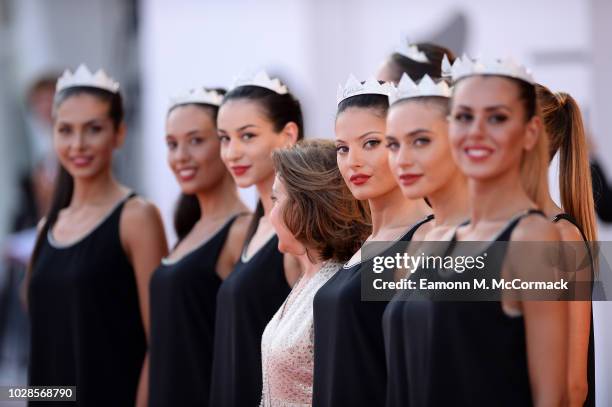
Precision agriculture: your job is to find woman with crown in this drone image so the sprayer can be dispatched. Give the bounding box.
[209,71,303,407]
[25,65,168,406]
[382,73,469,406]
[147,87,250,406]
[310,76,432,407]
[391,57,569,406]
[522,84,597,407]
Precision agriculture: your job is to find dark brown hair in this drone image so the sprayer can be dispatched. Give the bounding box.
[222,84,304,245]
[272,139,371,262]
[387,42,456,84]
[168,88,227,242]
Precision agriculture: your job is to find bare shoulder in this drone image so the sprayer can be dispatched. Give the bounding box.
[122,196,160,221]
[120,197,166,244]
[120,196,168,260]
[512,214,560,242]
[554,219,583,242]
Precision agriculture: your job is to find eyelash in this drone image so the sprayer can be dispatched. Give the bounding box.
[385,141,399,151]
[453,112,508,124]
[488,114,508,124]
[363,139,381,149]
[413,137,430,147]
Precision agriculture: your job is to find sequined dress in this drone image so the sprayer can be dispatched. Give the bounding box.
[260,262,341,407]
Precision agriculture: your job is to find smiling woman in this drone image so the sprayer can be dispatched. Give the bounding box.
[388,57,568,407]
[210,72,305,407]
[147,87,250,407]
[25,66,168,407]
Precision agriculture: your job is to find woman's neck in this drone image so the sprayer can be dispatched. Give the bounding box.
[70,168,121,208]
[468,166,533,225]
[368,185,430,238]
[256,173,275,217]
[196,172,245,222]
[297,252,324,278]
[428,172,469,227]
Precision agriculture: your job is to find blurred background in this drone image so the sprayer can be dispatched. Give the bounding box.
[0,0,610,405]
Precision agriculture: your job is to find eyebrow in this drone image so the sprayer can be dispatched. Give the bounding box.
[456,104,511,112]
[217,124,258,134]
[57,118,107,126]
[237,124,257,131]
[385,128,432,140]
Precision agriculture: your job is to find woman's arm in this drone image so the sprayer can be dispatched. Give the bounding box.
[556,221,591,406]
[513,217,568,407]
[120,198,169,407]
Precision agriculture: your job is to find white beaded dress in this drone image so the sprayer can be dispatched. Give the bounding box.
[260,261,340,407]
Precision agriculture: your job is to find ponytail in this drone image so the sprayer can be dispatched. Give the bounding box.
[536,84,597,241]
[555,93,597,241]
[173,194,200,244]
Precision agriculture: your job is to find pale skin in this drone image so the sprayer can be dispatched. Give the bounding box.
[164,104,250,279]
[217,99,302,286]
[450,76,568,406]
[335,105,431,266]
[50,93,168,407]
[385,98,469,242]
[270,176,323,280]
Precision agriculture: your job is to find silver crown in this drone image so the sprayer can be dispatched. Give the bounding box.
[230,70,288,95]
[336,75,394,105]
[396,43,429,63]
[388,74,451,105]
[442,54,535,84]
[168,87,224,110]
[56,64,120,94]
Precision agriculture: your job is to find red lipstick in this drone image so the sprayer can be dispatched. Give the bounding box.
[350,173,371,186]
[231,165,251,176]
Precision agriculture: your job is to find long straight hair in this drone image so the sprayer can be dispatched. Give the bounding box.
[25,86,124,303]
[536,85,597,241]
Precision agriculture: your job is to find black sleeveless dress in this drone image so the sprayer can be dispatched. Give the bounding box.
[148,215,240,407]
[28,193,146,406]
[312,216,433,407]
[382,210,544,407]
[209,235,290,407]
[552,213,595,407]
